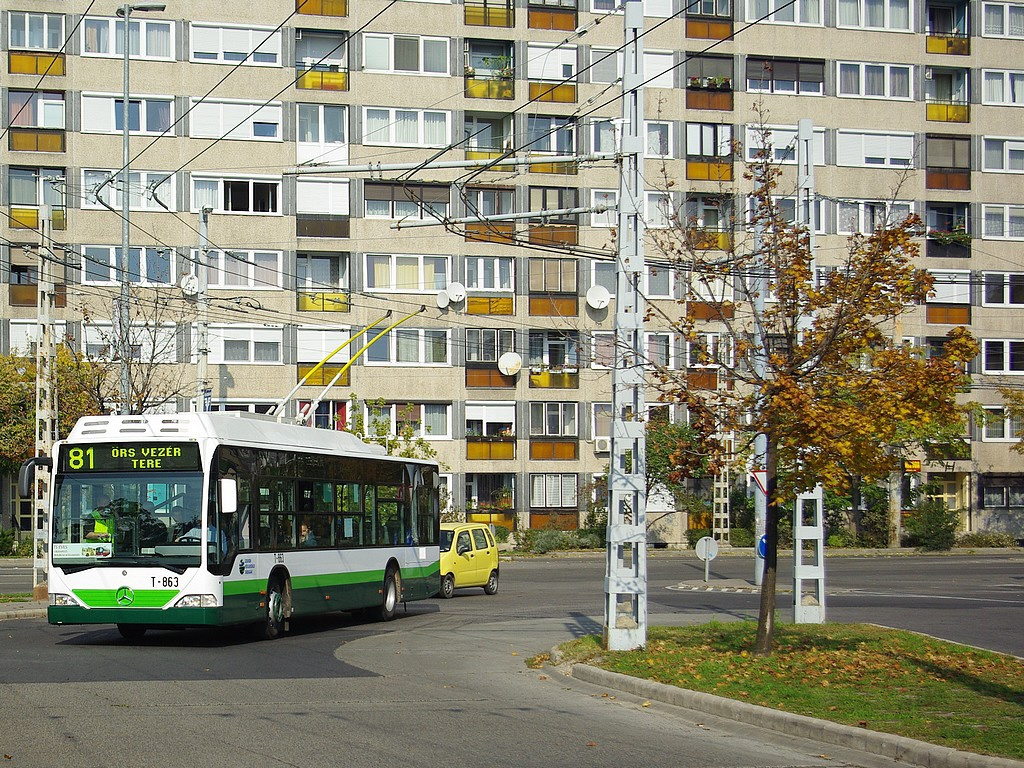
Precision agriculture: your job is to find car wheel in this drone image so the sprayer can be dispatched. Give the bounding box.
[440,573,455,599]
[117,623,147,640]
[261,573,291,640]
[376,567,400,621]
[484,570,499,595]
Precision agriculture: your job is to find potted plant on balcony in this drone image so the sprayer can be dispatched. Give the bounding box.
[712,76,732,90]
[929,225,971,247]
[688,76,703,89]
[464,65,476,77]
[492,487,514,508]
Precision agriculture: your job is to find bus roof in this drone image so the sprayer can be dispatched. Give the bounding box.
[64,411,395,459]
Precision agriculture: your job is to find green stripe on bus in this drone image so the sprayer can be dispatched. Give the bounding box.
[72,589,178,608]
[224,563,439,596]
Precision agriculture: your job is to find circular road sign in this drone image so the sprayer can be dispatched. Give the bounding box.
[757,534,768,559]
[695,536,719,562]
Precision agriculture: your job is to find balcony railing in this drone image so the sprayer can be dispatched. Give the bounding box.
[466,435,516,460]
[465,221,516,244]
[465,75,514,100]
[9,128,64,153]
[688,300,734,321]
[9,206,65,230]
[297,363,350,387]
[465,366,517,387]
[296,214,349,238]
[465,0,514,26]
[529,295,577,316]
[528,81,576,103]
[528,367,579,389]
[297,0,347,16]
[926,304,970,324]
[925,167,970,190]
[685,82,734,111]
[529,6,576,30]
[296,64,348,91]
[529,438,578,460]
[686,16,733,39]
[686,159,733,181]
[687,229,732,250]
[467,506,516,530]
[926,33,969,55]
[926,101,969,123]
[466,296,514,314]
[9,283,66,307]
[297,291,350,312]
[925,237,971,258]
[9,51,64,76]
[528,223,577,246]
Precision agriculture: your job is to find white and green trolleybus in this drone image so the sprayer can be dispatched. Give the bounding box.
[20,411,441,639]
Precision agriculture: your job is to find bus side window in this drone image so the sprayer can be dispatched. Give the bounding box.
[258,515,272,549]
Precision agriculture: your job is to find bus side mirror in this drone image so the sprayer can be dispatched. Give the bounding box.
[219,478,238,515]
[18,456,52,499]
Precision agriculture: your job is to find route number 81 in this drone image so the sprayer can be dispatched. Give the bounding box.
[67,447,95,470]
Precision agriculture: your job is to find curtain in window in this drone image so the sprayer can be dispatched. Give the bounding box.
[984,207,1004,237]
[394,37,419,71]
[193,179,219,211]
[366,255,391,288]
[423,112,446,145]
[396,329,419,362]
[985,139,1006,169]
[590,49,619,84]
[224,252,248,285]
[364,36,390,70]
[647,124,669,156]
[1009,207,1024,237]
[838,202,860,233]
[984,71,1005,102]
[1011,5,1024,35]
[864,0,884,26]
[224,340,249,362]
[838,63,860,94]
[984,3,1004,34]
[396,111,418,144]
[364,109,390,143]
[1011,72,1024,103]
[423,257,447,290]
[424,331,447,363]
[83,19,109,53]
[864,65,885,96]
[595,120,616,153]
[254,252,279,287]
[837,0,859,25]
[146,23,170,58]
[749,0,770,18]
[889,66,910,98]
[146,100,171,131]
[423,39,447,73]
[423,405,447,436]
[254,341,279,363]
[889,0,909,28]
[772,0,795,22]
[395,256,420,289]
[799,0,820,23]
[8,92,35,126]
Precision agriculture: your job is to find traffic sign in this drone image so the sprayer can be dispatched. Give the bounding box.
[751,469,768,496]
[757,534,767,559]
[695,536,719,562]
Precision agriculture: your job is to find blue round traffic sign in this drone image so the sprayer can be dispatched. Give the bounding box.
[757,534,767,559]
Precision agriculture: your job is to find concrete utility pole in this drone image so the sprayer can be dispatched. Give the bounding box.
[196,208,211,411]
[604,0,647,652]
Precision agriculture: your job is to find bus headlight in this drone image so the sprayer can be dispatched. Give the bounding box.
[50,593,81,607]
[173,594,218,608]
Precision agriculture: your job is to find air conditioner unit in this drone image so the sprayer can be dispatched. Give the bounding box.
[594,437,611,454]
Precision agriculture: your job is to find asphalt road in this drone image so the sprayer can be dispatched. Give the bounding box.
[0,551,1020,768]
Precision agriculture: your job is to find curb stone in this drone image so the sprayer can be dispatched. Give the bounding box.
[569,664,1024,768]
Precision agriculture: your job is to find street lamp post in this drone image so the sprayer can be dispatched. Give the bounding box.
[116,2,165,414]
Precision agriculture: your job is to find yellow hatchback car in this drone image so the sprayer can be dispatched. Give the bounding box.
[439,522,499,598]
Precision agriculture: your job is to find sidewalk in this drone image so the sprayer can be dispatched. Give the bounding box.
[0,599,47,621]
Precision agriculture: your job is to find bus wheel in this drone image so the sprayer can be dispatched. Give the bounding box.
[117,624,147,640]
[484,570,499,595]
[440,573,455,599]
[262,574,291,640]
[378,567,400,621]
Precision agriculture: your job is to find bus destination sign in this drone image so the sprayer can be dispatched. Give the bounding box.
[60,443,201,472]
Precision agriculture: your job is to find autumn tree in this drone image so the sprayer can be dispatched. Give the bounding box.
[649,127,977,654]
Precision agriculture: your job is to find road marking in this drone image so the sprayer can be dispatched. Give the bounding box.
[847,589,1024,605]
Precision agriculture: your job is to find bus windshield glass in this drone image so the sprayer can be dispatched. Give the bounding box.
[51,471,205,567]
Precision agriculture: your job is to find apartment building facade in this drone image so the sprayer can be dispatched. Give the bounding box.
[2,0,1023,543]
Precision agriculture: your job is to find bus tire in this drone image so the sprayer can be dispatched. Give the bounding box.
[440,573,455,599]
[484,570,499,595]
[117,624,147,640]
[378,567,400,621]
[262,573,291,640]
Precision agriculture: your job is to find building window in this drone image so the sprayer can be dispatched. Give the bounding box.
[82,246,172,285]
[591,331,614,368]
[982,2,1024,37]
[981,409,1024,441]
[928,270,971,304]
[645,265,675,298]
[466,329,515,362]
[530,402,578,436]
[465,114,512,152]
[837,200,912,234]
[8,167,65,209]
[297,327,351,367]
[591,190,617,228]
[191,23,282,65]
[298,400,348,431]
[83,323,176,363]
[81,94,173,134]
[983,136,1024,172]
[983,272,1024,306]
[297,103,348,164]
[365,254,448,291]
[9,12,64,50]
[83,16,173,59]
[745,57,824,95]
[526,43,576,81]
[753,196,825,233]
[466,256,513,291]
[646,332,674,367]
[82,169,172,211]
[362,107,450,147]
[296,180,350,216]
[8,91,65,129]
[982,205,1024,239]
[744,124,826,165]
[686,122,732,159]
[836,130,914,167]
[465,186,514,218]
[835,0,910,30]
[687,333,734,368]
[366,329,450,365]
[297,252,349,290]
[837,62,911,99]
[364,182,449,220]
[202,249,282,288]
[190,100,283,140]
[529,473,578,508]
[192,176,280,214]
[685,54,733,86]
[747,0,822,24]
[928,135,971,171]
[980,475,1024,508]
[529,258,577,294]
[589,48,674,87]
[982,70,1024,105]
[592,402,612,438]
[526,115,575,153]
[367,403,451,438]
[210,326,283,364]
[467,402,515,437]
[982,339,1024,373]
[528,330,579,369]
[364,33,449,75]
[529,186,579,223]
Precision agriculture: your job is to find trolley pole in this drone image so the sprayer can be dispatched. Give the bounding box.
[33,210,57,599]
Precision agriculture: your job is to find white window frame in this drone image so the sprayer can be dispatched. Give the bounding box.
[687,332,734,368]
[81,93,174,135]
[296,327,352,364]
[837,200,912,234]
[646,120,673,157]
[363,33,449,76]
[982,339,1024,374]
[465,328,515,363]
[529,330,579,371]
[84,322,177,363]
[365,328,451,366]
[751,196,825,234]
[297,252,349,291]
[747,0,824,25]
[645,332,675,368]
[465,256,514,291]
[190,23,282,66]
[529,402,578,437]
[591,331,615,369]
[983,69,1024,106]
[189,99,283,141]
[982,204,1024,239]
[364,253,449,292]
[81,16,174,60]
[836,130,914,168]
[981,407,1024,441]
[529,473,578,508]
[591,189,618,228]
[686,122,733,158]
[190,175,281,215]
[362,107,451,148]
[8,91,65,129]
[591,0,673,16]
[363,184,448,220]
[982,136,1024,172]
[82,169,173,211]
[982,272,1024,307]
[467,402,516,438]
[835,0,912,30]
[526,115,575,154]
[526,43,576,82]
[209,325,284,365]
[199,249,283,289]
[8,12,64,51]
[982,1,1024,38]
[81,245,173,286]
[837,61,912,100]
[8,320,67,356]
[296,179,350,216]
[927,270,971,304]
[646,192,672,229]
[644,263,675,298]
[588,48,674,87]
[687,269,734,302]
[744,124,826,165]
[297,103,348,165]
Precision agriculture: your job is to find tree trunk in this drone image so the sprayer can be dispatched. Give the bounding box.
[887,470,902,548]
[850,476,862,538]
[754,439,779,656]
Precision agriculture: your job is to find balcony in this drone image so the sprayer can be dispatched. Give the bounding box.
[528,81,576,103]
[296,215,349,238]
[9,128,64,153]
[296,64,348,91]
[925,167,970,191]
[687,16,733,39]
[687,369,720,390]
[688,301,734,321]
[529,6,576,30]
[528,367,579,389]
[687,229,732,250]
[466,296,514,315]
[686,159,733,181]
[297,363,350,387]
[9,206,65,230]
[925,237,970,258]
[926,101,969,123]
[529,438,578,460]
[529,295,578,316]
[466,435,516,460]
[9,52,64,76]
[296,0,347,15]
[465,366,517,388]
[465,0,514,27]
[297,291,350,312]
[528,510,577,530]
[528,223,577,246]
[527,159,577,175]
[926,304,970,324]
[465,221,515,244]
[465,76,514,100]
[926,33,969,55]
[685,79,734,111]
[467,505,516,530]
[9,283,66,307]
